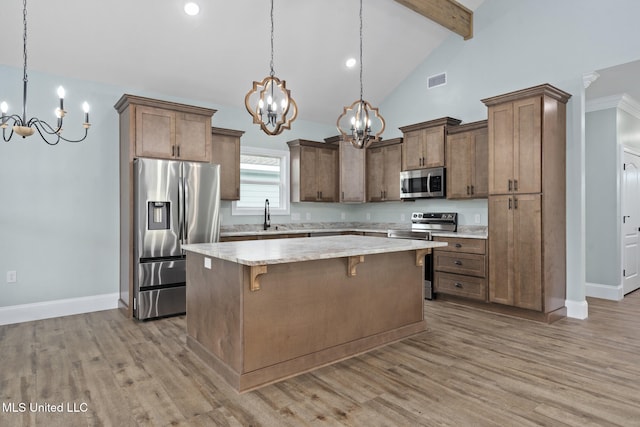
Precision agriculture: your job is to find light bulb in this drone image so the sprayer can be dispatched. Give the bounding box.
[184,2,200,16]
[57,86,66,99]
[267,95,273,106]
[82,102,90,113]
[0,101,7,114]
[350,117,356,125]
[258,99,265,109]
[281,98,287,111]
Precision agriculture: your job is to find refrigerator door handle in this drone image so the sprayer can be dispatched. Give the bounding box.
[178,174,185,244]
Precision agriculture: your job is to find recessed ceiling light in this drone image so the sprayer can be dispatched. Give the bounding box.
[184,2,200,16]
[346,58,357,68]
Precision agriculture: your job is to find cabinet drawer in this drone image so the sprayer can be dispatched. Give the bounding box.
[433,237,486,254]
[434,252,486,277]
[435,272,487,301]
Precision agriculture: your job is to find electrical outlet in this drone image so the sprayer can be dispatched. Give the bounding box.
[291,213,301,221]
[6,270,17,283]
[474,214,481,224]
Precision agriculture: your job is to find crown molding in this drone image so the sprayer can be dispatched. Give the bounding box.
[586,93,640,120]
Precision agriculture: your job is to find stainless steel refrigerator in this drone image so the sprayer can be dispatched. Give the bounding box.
[133,158,220,320]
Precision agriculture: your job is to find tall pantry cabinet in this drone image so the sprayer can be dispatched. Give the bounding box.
[482,84,571,322]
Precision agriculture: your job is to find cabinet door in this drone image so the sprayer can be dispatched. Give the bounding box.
[488,103,514,195]
[402,131,423,171]
[316,147,337,202]
[446,132,473,199]
[135,105,175,159]
[299,146,319,201]
[367,147,385,202]
[472,128,489,197]
[488,195,513,305]
[512,194,542,310]
[383,144,402,201]
[513,97,542,194]
[175,113,211,162]
[339,141,366,203]
[423,126,445,168]
[211,134,240,200]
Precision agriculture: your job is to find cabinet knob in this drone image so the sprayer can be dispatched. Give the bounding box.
[514,180,518,191]
[455,282,463,288]
[466,186,470,195]
[454,260,462,266]
[455,243,462,248]
[508,179,513,191]
[177,145,181,158]
[471,185,474,195]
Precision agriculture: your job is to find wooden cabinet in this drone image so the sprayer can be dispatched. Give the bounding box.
[325,135,366,203]
[433,237,488,302]
[482,84,571,321]
[487,95,542,195]
[488,194,542,310]
[115,95,216,163]
[446,120,488,199]
[366,138,402,202]
[399,117,461,170]
[211,127,243,201]
[288,139,338,202]
[114,94,217,317]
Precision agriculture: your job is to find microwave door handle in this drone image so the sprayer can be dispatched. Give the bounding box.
[427,172,431,194]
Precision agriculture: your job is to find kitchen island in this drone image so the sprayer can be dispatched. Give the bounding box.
[182,235,447,392]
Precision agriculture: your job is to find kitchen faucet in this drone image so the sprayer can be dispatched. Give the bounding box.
[264,199,271,230]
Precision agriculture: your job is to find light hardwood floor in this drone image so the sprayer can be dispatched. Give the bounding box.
[2,292,640,427]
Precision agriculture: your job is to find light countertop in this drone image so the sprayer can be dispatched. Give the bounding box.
[182,235,447,266]
[220,222,488,240]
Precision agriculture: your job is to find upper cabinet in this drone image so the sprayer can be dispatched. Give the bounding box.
[211,127,244,201]
[288,139,338,202]
[325,135,366,203]
[115,94,216,163]
[446,120,488,199]
[399,117,461,170]
[484,92,550,195]
[366,138,403,202]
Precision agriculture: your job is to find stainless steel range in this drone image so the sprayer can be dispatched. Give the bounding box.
[388,212,457,299]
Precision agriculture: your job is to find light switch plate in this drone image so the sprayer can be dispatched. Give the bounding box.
[204,257,212,269]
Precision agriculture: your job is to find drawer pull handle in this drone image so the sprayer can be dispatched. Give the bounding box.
[455,243,462,248]
[454,260,462,265]
[455,282,463,288]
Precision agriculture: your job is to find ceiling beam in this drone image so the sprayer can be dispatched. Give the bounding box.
[394,0,473,40]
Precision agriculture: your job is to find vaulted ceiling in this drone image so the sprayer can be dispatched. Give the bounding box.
[0,0,484,125]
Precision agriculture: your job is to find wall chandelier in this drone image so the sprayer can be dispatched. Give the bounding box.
[1,0,90,145]
[336,0,385,149]
[244,0,297,136]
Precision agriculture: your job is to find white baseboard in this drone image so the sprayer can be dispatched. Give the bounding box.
[585,282,624,301]
[0,293,119,326]
[565,299,589,320]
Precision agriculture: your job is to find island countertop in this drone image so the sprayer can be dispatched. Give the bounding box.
[182,235,447,266]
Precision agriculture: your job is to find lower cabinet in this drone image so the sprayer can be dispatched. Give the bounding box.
[433,237,488,302]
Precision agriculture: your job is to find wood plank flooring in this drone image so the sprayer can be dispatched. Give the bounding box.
[2,292,640,426]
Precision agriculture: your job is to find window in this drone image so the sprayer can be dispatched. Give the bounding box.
[231,147,290,215]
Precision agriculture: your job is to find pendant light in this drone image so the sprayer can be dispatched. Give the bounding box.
[1,0,90,145]
[244,0,297,136]
[336,0,385,149]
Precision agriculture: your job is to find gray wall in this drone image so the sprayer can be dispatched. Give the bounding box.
[585,108,619,287]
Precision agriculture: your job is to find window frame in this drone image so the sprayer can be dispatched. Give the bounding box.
[231,146,290,216]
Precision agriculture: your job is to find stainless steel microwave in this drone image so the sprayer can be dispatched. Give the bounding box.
[400,167,445,199]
